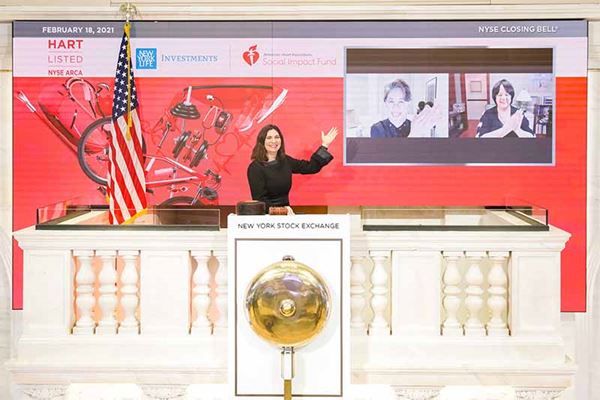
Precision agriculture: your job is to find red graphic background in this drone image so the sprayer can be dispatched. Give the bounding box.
[13,76,586,311]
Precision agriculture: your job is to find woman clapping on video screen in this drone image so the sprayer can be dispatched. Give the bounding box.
[476,79,535,138]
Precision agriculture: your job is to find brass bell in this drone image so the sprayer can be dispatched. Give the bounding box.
[245,255,331,399]
[245,255,331,347]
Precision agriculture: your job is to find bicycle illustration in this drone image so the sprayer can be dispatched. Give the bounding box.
[17,78,288,205]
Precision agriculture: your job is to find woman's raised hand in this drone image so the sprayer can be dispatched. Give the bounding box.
[409,103,444,137]
[321,127,339,148]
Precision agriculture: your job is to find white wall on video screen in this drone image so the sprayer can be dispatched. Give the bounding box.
[346,73,449,138]
[487,73,554,132]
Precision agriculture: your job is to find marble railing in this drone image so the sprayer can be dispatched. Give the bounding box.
[350,250,512,337]
[10,218,575,399]
[70,249,227,337]
[9,229,227,400]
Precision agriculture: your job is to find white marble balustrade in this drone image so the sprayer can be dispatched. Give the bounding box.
[350,249,511,338]
[71,249,226,337]
[440,251,510,337]
[349,226,573,396]
[11,228,228,389]
[11,218,574,397]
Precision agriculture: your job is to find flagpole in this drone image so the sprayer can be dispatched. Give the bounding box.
[120,2,138,140]
[125,21,132,138]
[109,2,146,225]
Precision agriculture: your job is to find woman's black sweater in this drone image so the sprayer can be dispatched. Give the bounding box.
[247,146,333,207]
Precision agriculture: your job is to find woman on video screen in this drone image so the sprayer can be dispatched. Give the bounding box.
[476,79,535,138]
[370,79,442,138]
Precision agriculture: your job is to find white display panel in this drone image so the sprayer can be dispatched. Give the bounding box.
[228,215,350,400]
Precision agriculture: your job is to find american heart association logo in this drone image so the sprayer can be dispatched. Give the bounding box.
[243,45,260,66]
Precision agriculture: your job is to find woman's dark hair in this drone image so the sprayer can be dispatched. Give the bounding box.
[384,79,412,102]
[491,79,515,105]
[251,124,286,162]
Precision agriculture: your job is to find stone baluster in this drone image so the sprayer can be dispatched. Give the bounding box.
[368,251,390,335]
[72,250,96,335]
[487,251,510,337]
[464,251,486,336]
[213,251,228,335]
[441,252,463,336]
[118,250,140,335]
[95,250,118,335]
[350,255,368,334]
[191,251,212,335]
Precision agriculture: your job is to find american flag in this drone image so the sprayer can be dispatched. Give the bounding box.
[107,22,147,224]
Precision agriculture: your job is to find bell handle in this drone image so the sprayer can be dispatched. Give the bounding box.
[281,346,295,399]
[284,379,292,400]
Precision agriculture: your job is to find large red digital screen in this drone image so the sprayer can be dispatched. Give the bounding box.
[12,20,588,310]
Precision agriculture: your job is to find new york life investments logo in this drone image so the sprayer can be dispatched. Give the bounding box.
[136,48,157,69]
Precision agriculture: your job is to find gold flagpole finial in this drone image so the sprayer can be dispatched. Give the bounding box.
[119,3,139,23]
[119,3,138,138]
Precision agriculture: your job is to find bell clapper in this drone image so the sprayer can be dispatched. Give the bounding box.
[281,346,295,400]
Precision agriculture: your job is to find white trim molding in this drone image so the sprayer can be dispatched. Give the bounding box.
[1,2,600,21]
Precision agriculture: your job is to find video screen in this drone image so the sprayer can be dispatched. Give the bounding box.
[345,48,554,165]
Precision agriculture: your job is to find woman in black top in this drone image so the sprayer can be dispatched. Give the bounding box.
[476,79,535,138]
[247,124,338,208]
[370,78,443,138]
